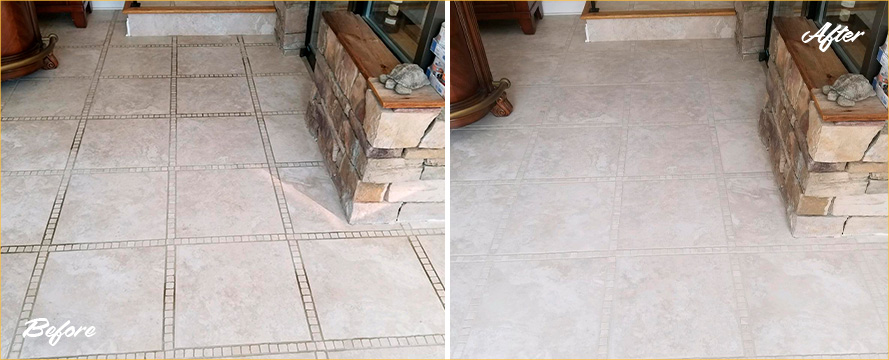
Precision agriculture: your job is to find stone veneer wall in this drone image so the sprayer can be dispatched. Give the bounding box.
[734,1,768,59]
[759,28,888,237]
[304,16,445,224]
[274,1,310,55]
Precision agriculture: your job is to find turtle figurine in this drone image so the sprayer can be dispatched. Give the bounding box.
[821,73,876,107]
[379,64,429,95]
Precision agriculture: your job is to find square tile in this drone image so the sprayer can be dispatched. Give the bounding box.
[419,234,445,283]
[544,85,627,125]
[102,47,172,76]
[498,182,615,253]
[278,167,396,232]
[109,22,171,45]
[1,175,63,245]
[329,346,444,359]
[91,78,171,115]
[740,251,888,355]
[264,114,322,162]
[610,254,743,358]
[525,127,623,179]
[469,85,550,127]
[631,50,706,83]
[488,53,561,86]
[54,172,168,243]
[175,242,311,348]
[632,39,703,53]
[461,259,608,358]
[451,129,532,181]
[620,179,727,248]
[451,184,515,255]
[177,35,238,44]
[725,177,799,245]
[1,80,17,106]
[625,125,716,176]
[450,262,485,340]
[176,116,265,165]
[76,119,170,168]
[1,120,77,171]
[704,52,766,82]
[253,75,312,112]
[627,83,709,124]
[246,45,306,74]
[242,35,275,44]
[300,237,443,338]
[556,52,634,85]
[716,122,771,173]
[20,248,165,358]
[177,77,252,114]
[861,250,888,308]
[26,47,101,78]
[43,21,111,46]
[709,80,766,121]
[481,15,574,55]
[176,169,284,237]
[3,79,89,117]
[1,253,37,358]
[177,46,245,75]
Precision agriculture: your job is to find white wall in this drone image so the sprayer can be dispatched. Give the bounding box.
[92,1,125,10]
[541,1,586,15]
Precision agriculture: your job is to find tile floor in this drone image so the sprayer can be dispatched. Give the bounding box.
[451,15,889,359]
[1,11,444,359]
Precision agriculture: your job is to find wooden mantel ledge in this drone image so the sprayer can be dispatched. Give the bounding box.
[322,11,444,109]
[774,16,887,122]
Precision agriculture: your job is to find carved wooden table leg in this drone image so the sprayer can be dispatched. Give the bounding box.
[1,2,59,80]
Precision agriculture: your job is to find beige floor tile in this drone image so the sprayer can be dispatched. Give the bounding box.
[300,238,443,339]
[177,46,245,75]
[1,120,78,171]
[55,172,168,243]
[461,259,608,358]
[43,21,111,46]
[175,242,311,348]
[176,169,284,237]
[91,78,171,115]
[176,116,265,165]
[177,35,238,44]
[631,50,707,83]
[177,77,252,114]
[254,75,312,112]
[1,175,62,246]
[633,39,703,53]
[544,85,627,125]
[701,38,737,51]
[450,129,532,181]
[418,234,445,283]
[25,47,101,78]
[488,53,561,86]
[627,83,709,124]
[556,52,634,85]
[715,122,771,173]
[620,179,727,248]
[3,79,89,117]
[246,45,306,74]
[242,35,276,44]
[525,127,623,179]
[740,251,888,356]
[77,119,170,168]
[451,184,515,255]
[610,254,744,358]
[109,22,171,45]
[709,80,766,121]
[278,167,397,232]
[498,182,615,253]
[1,80,16,106]
[328,346,444,359]
[264,114,322,162]
[21,248,165,358]
[704,51,766,82]
[480,16,575,55]
[102,47,172,76]
[1,253,37,358]
[450,262,485,342]
[725,177,800,245]
[468,85,550,127]
[861,250,888,309]
[567,21,631,54]
[625,125,716,176]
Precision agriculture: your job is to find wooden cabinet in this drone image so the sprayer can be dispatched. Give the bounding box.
[450,1,512,128]
[471,1,543,35]
[2,1,59,81]
[36,1,91,28]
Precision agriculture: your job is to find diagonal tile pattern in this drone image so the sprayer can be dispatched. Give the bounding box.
[1,11,443,359]
[452,15,888,359]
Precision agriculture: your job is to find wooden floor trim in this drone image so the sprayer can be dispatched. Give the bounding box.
[580,7,736,20]
[122,1,274,14]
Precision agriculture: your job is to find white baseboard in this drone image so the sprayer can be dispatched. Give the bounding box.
[91,1,125,10]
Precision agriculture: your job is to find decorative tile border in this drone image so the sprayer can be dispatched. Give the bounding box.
[287,240,325,342]
[409,236,446,307]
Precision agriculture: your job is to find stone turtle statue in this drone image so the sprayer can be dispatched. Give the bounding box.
[822,73,876,107]
[379,63,429,95]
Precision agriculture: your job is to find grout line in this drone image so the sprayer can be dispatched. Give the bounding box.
[162,36,179,354]
[287,240,326,342]
[6,13,118,359]
[408,235,446,307]
[451,261,495,358]
[163,245,177,352]
[596,257,616,359]
[853,251,889,333]
[2,162,323,177]
[1,110,305,122]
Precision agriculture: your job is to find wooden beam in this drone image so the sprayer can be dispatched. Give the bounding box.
[580,8,735,20]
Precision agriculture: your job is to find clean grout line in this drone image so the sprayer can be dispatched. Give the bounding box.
[408,235,446,308]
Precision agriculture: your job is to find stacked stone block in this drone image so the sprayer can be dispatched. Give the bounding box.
[759,29,888,237]
[734,1,768,59]
[274,1,310,55]
[305,16,445,224]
